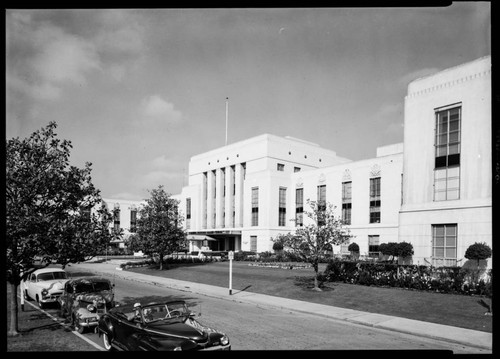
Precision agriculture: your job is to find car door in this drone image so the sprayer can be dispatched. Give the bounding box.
[26,273,38,299]
[113,312,145,350]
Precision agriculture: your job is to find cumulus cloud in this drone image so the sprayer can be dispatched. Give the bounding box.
[151,155,180,169]
[7,12,101,100]
[141,95,182,123]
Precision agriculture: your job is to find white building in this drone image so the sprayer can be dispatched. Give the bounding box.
[399,56,492,267]
[107,56,491,267]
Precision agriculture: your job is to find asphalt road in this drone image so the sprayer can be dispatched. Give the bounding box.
[49,266,489,353]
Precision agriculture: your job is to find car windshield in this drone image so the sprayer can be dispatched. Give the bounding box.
[142,302,190,323]
[37,272,66,281]
[73,280,111,293]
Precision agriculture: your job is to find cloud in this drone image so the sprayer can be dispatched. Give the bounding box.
[140,95,182,123]
[151,155,180,169]
[7,13,101,100]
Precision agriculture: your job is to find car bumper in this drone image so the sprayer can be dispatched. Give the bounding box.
[78,318,100,328]
[200,344,231,351]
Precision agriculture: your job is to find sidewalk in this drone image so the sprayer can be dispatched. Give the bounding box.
[67,260,492,352]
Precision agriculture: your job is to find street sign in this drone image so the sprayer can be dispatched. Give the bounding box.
[228,251,234,260]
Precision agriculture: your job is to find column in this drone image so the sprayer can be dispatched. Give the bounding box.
[215,168,224,228]
[234,163,244,227]
[206,170,215,229]
[225,166,234,228]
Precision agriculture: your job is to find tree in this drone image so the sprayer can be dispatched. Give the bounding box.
[465,242,492,268]
[347,242,359,257]
[127,185,187,270]
[278,199,352,291]
[380,242,399,262]
[396,242,414,259]
[6,122,115,336]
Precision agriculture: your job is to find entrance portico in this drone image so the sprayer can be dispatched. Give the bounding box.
[187,230,241,252]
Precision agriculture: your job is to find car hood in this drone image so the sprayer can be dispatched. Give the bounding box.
[145,321,210,342]
[36,280,67,292]
[76,290,113,304]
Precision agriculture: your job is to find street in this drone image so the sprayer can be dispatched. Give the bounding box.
[28,267,485,353]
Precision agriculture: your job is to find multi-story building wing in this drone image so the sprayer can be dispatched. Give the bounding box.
[173,134,351,253]
[399,56,492,267]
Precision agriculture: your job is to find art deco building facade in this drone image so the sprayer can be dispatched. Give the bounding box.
[108,56,491,267]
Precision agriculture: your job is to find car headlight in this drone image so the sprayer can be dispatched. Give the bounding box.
[87,304,96,313]
[173,347,182,351]
[41,289,48,297]
[220,335,229,346]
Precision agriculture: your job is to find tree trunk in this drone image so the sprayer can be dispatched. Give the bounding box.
[159,252,164,270]
[312,260,321,291]
[8,282,19,337]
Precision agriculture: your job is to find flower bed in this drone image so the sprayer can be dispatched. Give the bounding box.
[248,262,312,270]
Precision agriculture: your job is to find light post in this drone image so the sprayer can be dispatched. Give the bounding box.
[228,250,234,295]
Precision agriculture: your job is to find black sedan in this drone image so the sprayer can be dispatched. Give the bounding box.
[97,300,231,351]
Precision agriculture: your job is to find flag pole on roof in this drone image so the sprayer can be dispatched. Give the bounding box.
[225,97,229,146]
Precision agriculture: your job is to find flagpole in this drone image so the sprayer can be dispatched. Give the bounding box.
[225,97,229,146]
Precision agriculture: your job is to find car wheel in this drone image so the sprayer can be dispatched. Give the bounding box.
[36,295,44,309]
[72,315,85,334]
[102,332,113,351]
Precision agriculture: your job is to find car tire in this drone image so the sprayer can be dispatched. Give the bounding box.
[102,332,113,351]
[72,314,85,334]
[36,295,44,309]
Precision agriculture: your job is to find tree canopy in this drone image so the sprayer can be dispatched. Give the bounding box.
[273,199,352,290]
[6,121,114,336]
[127,185,187,270]
[465,242,492,267]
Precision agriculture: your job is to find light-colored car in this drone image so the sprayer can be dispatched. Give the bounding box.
[22,267,70,309]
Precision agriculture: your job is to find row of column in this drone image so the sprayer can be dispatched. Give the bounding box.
[203,163,245,229]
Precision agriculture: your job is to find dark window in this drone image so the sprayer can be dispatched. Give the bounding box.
[342,181,352,225]
[251,187,259,226]
[295,188,304,226]
[279,187,286,226]
[317,185,326,226]
[369,178,381,223]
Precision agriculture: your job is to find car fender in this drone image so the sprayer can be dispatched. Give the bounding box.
[98,316,115,340]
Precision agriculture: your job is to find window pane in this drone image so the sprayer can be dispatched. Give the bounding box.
[438,122,448,133]
[445,248,456,258]
[435,236,444,247]
[434,248,445,257]
[447,178,459,189]
[434,226,445,236]
[448,144,460,155]
[445,235,456,247]
[435,179,447,191]
[447,189,459,200]
[449,119,459,131]
[434,191,446,201]
[449,132,459,143]
[435,169,447,180]
[438,134,447,145]
[445,225,456,236]
[447,166,460,177]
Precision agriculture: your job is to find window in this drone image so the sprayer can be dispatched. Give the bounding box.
[342,181,352,225]
[432,224,457,267]
[368,235,380,257]
[279,187,287,226]
[295,188,304,226]
[186,198,191,229]
[369,177,381,223]
[434,105,461,201]
[277,163,285,171]
[250,236,257,252]
[317,185,326,226]
[251,187,259,226]
[130,205,137,233]
[113,204,120,233]
[294,167,301,173]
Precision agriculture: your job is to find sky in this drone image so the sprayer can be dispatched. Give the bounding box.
[5,4,491,201]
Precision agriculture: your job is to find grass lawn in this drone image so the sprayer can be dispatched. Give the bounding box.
[6,284,99,352]
[125,260,493,333]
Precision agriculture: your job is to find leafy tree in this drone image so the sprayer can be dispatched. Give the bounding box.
[465,242,492,268]
[6,122,115,336]
[278,199,352,291]
[380,242,399,262]
[272,237,284,252]
[348,242,359,255]
[127,185,187,270]
[396,242,414,259]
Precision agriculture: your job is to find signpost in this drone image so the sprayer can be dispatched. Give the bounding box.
[228,250,234,295]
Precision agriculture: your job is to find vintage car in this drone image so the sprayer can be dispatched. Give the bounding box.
[22,267,70,309]
[97,300,231,351]
[58,276,115,334]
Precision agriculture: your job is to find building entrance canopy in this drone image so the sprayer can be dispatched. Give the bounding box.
[186,234,217,241]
